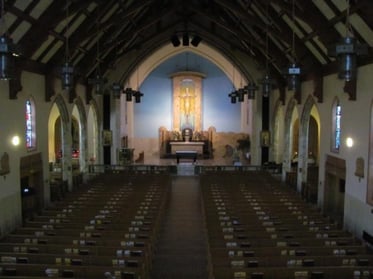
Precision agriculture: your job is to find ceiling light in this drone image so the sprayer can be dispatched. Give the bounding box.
[328,0,368,81]
[61,62,74,91]
[329,36,367,81]
[287,63,301,91]
[61,0,75,91]
[111,82,122,99]
[0,35,17,80]
[245,82,258,100]
[228,91,237,103]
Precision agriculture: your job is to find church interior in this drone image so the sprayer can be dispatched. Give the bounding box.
[1,0,373,278]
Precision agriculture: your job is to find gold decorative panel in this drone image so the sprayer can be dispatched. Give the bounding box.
[171,71,205,132]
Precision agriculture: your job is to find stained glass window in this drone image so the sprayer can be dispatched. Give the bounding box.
[25,99,35,150]
[332,99,341,153]
[335,104,341,150]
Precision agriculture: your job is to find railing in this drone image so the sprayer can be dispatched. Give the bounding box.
[195,165,262,174]
[88,164,177,174]
[88,164,270,175]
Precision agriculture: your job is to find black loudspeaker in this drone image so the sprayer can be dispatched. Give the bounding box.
[182,32,189,46]
[171,34,180,47]
[191,35,202,47]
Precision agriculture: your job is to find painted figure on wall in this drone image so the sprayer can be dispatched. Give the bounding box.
[179,79,195,130]
[171,71,205,132]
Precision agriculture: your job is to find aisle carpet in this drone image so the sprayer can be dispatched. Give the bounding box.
[150,176,208,279]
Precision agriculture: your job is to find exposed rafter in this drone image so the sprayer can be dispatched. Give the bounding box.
[2,0,373,95]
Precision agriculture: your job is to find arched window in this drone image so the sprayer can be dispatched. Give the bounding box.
[331,98,341,153]
[25,98,36,150]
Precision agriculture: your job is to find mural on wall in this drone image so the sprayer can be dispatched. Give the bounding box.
[171,72,205,132]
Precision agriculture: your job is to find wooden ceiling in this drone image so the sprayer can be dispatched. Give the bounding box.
[3,0,373,90]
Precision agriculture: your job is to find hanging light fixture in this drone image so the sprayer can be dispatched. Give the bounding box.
[228,90,237,103]
[258,3,274,97]
[124,87,133,101]
[133,90,144,103]
[245,82,258,100]
[228,66,257,102]
[228,67,238,103]
[61,0,75,91]
[111,82,122,99]
[0,0,18,80]
[328,0,367,81]
[125,68,144,103]
[285,0,301,91]
[88,8,107,95]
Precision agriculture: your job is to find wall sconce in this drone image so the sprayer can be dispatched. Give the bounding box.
[11,135,20,146]
[346,137,354,148]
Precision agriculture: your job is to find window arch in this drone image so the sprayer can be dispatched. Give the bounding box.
[331,97,341,153]
[25,98,36,150]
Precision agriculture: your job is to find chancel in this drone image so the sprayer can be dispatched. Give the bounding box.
[1,1,373,279]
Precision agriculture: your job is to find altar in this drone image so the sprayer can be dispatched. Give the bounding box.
[170,141,205,154]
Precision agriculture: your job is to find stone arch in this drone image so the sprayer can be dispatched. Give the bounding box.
[72,97,87,172]
[298,95,320,197]
[282,98,298,181]
[272,99,285,164]
[87,99,101,164]
[48,94,72,189]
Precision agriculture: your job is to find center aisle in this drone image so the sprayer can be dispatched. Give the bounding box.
[151,176,208,279]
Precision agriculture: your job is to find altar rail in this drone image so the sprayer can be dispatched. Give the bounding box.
[88,164,263,175]
[88,164,177,174]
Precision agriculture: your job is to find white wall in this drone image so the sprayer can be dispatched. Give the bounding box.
[0,71,97,236]
[270,65,373,238]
